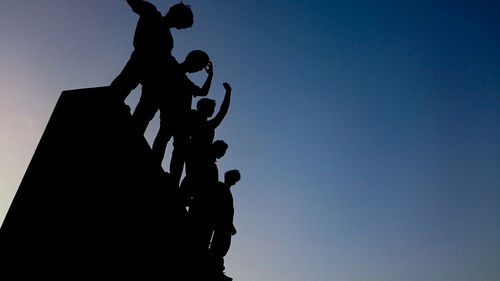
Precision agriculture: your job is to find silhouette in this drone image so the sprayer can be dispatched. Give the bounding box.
[1,2,243,280]
[0,88,176,278]
[209,169,241,281]
[190,82,232,151]
[181,139,231,280]
[110,1,193,125]
[151,50,213,186]
[184,82,232,183]
[182,140,228,208]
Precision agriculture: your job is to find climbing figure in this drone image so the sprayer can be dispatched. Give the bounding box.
[110,1,193,133]
[151,50,213,185]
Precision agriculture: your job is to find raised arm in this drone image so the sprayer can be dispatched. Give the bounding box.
[196,61,213,97]
[126,0,157,16]
[208,82,231,129]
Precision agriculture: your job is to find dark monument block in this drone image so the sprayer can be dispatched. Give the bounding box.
[1,87,186,278]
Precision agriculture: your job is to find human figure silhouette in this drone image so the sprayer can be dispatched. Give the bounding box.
[150,50,213,186]
[182,139,228,206]
[184,82,231,183]
[209,169,241,281]
[190,82,232,150]
[183,140,228,261]
[109,0,193,107]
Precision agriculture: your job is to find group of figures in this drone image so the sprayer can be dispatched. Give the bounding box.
[110,1,241,280]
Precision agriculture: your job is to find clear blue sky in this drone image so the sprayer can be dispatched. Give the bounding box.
[1,1,499,280]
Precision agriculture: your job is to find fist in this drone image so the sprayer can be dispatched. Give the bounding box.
[223,82,231,92]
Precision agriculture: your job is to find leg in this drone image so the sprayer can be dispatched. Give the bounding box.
[170,122,189,187]
[152,116,173,168]
[210,229,232,276]
[110,52,142,101]
[132,86,158,135]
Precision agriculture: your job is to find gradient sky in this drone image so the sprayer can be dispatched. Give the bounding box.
[1,0,499,280]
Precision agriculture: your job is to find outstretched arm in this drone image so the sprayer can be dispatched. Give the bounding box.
[196,61,213,97]
[126,0,157,15]
[208,82,232,129]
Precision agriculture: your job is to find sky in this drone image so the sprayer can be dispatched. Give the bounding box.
[1,0,499,280]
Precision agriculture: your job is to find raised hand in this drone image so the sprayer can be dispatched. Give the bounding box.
[223,82,231,92]
[205,61,213,76]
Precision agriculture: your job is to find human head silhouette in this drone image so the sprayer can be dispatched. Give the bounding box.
[182,50,209,73]
[224,170,241,187]
[213,140,228,159]
[197,98,216,118]
[165,3,193,29]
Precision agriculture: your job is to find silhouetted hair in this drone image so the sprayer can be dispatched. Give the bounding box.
[197,98,216,113]
[213,140,228,159]
[166,3,194,29]
[224,169,241,186]
[184,50,209,72]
